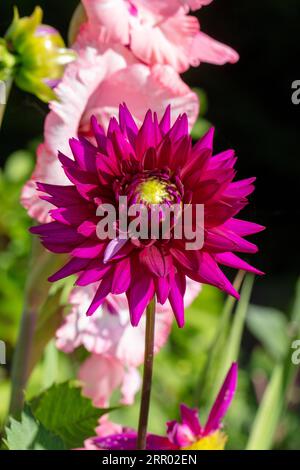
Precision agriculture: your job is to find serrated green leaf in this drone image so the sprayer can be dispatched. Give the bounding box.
[4,405,65,450]
[30,382,111,449]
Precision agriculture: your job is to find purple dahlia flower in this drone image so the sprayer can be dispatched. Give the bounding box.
[31,104,264,327]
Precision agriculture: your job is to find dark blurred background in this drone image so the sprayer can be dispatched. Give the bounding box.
[1,0,300,310]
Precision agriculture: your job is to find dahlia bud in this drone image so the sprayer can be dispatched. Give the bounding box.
[1,6,75,102]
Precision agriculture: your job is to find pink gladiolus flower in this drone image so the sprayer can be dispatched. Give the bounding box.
[21,29,199,223]
[30,105,264,328]
[81,0,238,72]
[56,281,201,406]
[88,363,238,450]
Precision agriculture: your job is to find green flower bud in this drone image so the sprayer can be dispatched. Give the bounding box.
[1,7,75,102]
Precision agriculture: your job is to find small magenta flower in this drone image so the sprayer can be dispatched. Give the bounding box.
[31,105,264,327]
[0,7,75,102]
[90,363,238,450]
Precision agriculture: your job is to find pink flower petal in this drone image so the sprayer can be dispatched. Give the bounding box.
[204,363,238,435]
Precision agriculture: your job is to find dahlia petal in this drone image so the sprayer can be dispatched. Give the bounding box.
[209,149,236,170]
[190,31,239,67]
[90,115,108,153]
[188,252,240,299]
[170,136,192,170]
[136,110,156,159]
[119,103,139,145]
[224,177,256,199]
[103,238,129,264]
[166,419,194,447]
[168,272,186,327]
[69,137,98,173]
[215,252,264,276]
[76,260,111,286]
[157,136,172,167]
[126,262,155,326]
[48,257,90,282]
[159,104,171,135]
[72,241,105,259]
[223,218,265,237]
[170,245,201,272]
[145,434,177,450]
[155,276,171,304]
[77,220,97,237]
[111,258,132,294]
[204,199,248,227]
[195,127,215,152]
[35,183,82,208]
[110,128,136,162]
[86,272,114,316]
[30,222,85,245]
[168,114,189,142]
[140,245,173,277]
[192,179,221,203]
[94,431,176,451]
[143,147,158,170]
[50,205,93,226]
[205,229,259,254]
[204,363,238,435]
[181,128,214,177]
[180,404,203,436]
[94,433,138,451]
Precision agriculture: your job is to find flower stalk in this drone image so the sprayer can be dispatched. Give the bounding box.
[9,239,61,418]
[137,296,156,450]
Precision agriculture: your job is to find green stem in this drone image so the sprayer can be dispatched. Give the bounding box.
[9,240,58,418]
[137,297,156,450]
[0,79,12,129]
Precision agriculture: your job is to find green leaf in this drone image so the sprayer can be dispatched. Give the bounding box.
[4,405,65,450]
[247,306,289,361]
[30,382,111,449]
[246,278,300,450]
[206,273,254,410]
[197,271,246,406]
[246,364,284,450]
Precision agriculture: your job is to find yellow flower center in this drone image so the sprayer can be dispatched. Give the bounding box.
[137,178,169,204]
[182,431,227,451]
